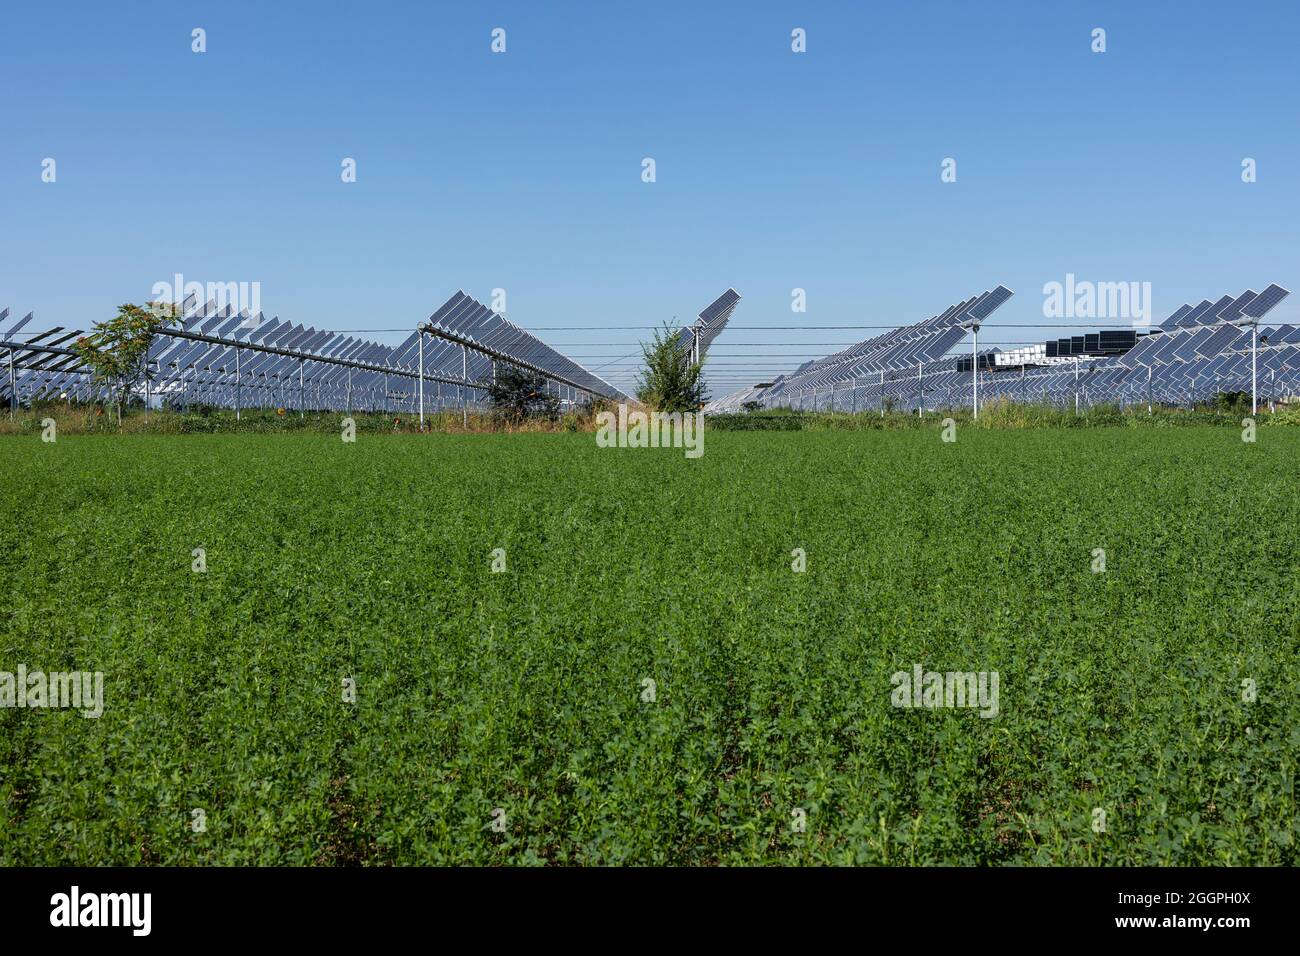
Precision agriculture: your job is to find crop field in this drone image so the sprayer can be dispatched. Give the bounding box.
[1,427,1298,865]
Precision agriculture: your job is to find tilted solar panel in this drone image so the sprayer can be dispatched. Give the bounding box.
[1216,290,1257,323]
[1178,300,1215,328]
[968,285,1014,322]
[1160,304,1194,330]
[1242,284,1289,319]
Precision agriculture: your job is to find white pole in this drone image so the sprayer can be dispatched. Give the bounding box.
[972,326,979,419]
[1147,364,1152,415]
[1074,358,1080,416]
[418,332,425,430]
[918,361,923,418]
[461,344,468,428]
[1251,324,1258,416]
[299,359,305,418]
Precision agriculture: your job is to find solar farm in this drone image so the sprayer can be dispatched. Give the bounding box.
[3,282,1299,867]
[706,283,1293,415]
[0,289,749,421]
[4,281,1293,424]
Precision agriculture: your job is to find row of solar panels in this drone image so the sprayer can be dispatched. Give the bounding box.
[0,307,490,413]
[425,291,626,398]
[758,286,1014,401]
[714,337,1298,414]
[709,284,1291,414]
[1160,284,1289,330]
[0,291,627,412]
[956,330,1140,372]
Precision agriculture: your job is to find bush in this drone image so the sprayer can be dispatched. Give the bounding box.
[636,322,706,412]
[483,365,560,424]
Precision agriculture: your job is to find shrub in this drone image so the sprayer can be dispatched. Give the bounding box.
[636,322,706,412]
[483,365,560,424]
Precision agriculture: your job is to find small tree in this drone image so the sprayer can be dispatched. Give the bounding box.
[72,303,179,425]
[484,364,560,423]
[636,322,706,412]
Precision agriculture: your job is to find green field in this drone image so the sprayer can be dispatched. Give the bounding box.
[1,428,1297,865]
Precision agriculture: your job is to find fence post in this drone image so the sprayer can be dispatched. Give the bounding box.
[1251,324,1258,416]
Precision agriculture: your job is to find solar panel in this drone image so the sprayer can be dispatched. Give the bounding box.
[1178,300,1216,328]
[1160,304,1194,330]
[967,285,1014,322]
[1216,290,1257,323]
[3,311,31,342]
[1195,325,1238,358]
[1242,284,1289,319]
[1193,296,1235,327]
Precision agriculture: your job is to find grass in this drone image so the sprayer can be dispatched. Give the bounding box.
[0,403,594,436]
[1,426,1297,865]
[707,398,1291,431]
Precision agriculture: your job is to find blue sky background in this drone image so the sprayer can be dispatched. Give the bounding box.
[2,0,1297,395]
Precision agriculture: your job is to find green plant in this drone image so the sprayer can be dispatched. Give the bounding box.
[2,428,1296,865]
[483,364,560,423]
[70,303,179,426]
[636,322,706,412]
[1214,391,1251,414]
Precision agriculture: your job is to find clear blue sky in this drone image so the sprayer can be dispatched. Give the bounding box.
[2,0,1297,394]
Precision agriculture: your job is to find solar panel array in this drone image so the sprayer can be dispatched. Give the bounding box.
[709,284,1293,415]
[1,292,626,414]
[740,286,1014,409]
[673,289,743,361]
[422,291,626,400]
[1159,284,1289,331]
